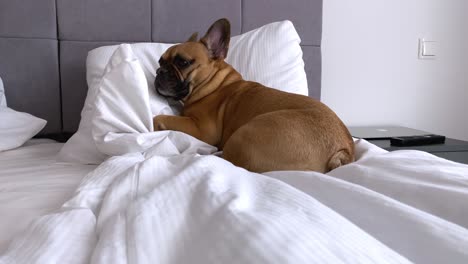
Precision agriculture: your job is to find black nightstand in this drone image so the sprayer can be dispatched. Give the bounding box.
[367,138,468,165]
[348,126,468,165]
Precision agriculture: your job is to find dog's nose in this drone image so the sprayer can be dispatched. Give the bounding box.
[156,67,168,75]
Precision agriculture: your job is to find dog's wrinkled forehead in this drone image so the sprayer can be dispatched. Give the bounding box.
[162,42,210,63]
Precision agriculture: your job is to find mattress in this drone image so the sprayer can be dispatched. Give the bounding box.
[0,140,96,250]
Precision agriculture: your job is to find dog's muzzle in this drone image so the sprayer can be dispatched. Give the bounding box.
[155,66,190,101]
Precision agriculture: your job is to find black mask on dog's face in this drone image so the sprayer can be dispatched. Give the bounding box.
[154,56,192,101]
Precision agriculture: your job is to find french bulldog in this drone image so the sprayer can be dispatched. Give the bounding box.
[153,18,354,173]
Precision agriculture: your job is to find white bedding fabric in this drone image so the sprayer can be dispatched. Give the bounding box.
[0,78,48,151]
[0,107,47,151]
[1,52,468,263]
[0,77,6,107]
[0,140,96,250]
[2,138,468,263]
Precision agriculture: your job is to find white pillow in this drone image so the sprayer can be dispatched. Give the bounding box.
[59,20,307,164]
[92,43,170,155]
[91,44,215,158]
[0,107,47,151]
[227,20,307,95]
[0,77,7,107]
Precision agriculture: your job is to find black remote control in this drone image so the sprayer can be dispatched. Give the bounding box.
[390,134,446,147]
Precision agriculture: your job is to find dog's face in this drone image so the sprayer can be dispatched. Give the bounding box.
[155,18,231,101]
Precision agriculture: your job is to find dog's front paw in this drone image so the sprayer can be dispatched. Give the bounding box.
[153,115,168,131]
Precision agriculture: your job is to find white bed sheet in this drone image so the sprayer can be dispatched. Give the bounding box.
[2,136,468,263]
[0,140,96,250]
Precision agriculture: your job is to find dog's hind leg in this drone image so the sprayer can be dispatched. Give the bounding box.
[222,110,330,173]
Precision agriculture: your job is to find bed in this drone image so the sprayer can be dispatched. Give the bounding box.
[1,1,468,263]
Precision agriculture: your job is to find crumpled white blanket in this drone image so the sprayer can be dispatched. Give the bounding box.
[2,45,468,264]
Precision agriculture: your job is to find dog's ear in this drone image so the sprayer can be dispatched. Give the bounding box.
[186,32,198,42]
[200,18,230,59]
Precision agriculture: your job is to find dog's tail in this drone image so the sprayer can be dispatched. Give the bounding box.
[327,148,354,172]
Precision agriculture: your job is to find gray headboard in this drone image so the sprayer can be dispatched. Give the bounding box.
[0,0,322,136]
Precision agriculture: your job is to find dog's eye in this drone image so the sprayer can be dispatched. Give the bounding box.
[177,59,189,67]
[174,55,191,69]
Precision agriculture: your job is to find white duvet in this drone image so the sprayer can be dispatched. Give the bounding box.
[2,46,468,264]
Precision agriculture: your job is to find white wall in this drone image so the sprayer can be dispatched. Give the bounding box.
[322,0,468,141]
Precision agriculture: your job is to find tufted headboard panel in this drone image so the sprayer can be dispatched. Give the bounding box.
[0,0,322,135]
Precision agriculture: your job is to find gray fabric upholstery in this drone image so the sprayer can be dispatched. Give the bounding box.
[57,0,152,41]
[0,38,61,134]
[303,46,322,100]
[152,0,242,43]
[0,0,322,135]
[0,0,57,39]
[60,41,119,132]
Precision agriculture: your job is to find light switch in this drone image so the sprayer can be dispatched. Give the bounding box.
[419,39,437,59]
